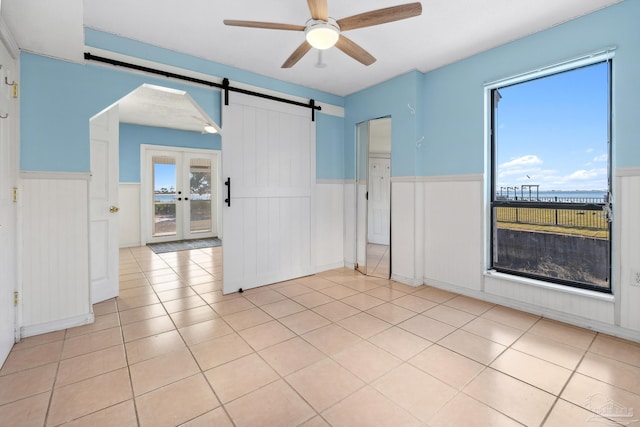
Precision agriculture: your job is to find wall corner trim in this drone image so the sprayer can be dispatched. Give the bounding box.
[615,167,640,177]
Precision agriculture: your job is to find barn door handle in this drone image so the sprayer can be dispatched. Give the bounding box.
[224,177,231,207]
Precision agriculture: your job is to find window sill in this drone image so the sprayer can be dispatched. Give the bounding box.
[484,270,615,303]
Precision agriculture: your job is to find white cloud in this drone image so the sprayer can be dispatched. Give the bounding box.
[497,155,607,191]
[586,148,595,153]
[552,168,608,190]
[593,154,608,162]
[565,168,606,181]
[499,155,542,169]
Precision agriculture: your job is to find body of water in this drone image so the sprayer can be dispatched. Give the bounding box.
[154,193,211,202]
[496,190,607,203]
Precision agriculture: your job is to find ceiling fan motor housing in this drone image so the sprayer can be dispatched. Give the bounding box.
[305,18,340,49]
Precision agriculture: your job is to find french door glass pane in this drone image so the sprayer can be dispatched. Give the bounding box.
[189,158,212,233]
[153,156,177,236]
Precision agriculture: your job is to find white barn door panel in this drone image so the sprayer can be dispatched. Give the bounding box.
[222,93,315,294]
[89,106,119,304]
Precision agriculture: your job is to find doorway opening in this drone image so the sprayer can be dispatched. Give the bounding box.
[89,83,221,304]
[355,117,391,279]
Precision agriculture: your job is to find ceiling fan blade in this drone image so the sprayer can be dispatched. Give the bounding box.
[223,20,305,31]
[337,2,422,31]
[307,0,329,21]
[281,41,312,68]
[335,35,376,66]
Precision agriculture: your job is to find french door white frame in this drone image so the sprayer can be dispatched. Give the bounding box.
[140,145,221,244]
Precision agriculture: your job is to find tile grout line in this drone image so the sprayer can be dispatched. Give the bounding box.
[41,327,67,427]
[159,246,238,426]
[536,330,600,427]
[124,247,144,427]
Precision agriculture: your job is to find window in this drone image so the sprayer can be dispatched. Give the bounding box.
[490,56,612,292]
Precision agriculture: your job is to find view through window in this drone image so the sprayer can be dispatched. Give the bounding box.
[491,60,611,291]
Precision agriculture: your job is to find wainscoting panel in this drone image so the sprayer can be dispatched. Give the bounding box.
[423,176,483,291]
[315,181,344,272]
[391,180,420,285]
[343,180,356,268]
[20,173,93,336]
[617,171,640,332]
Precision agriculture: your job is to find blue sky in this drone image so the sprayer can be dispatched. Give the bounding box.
[495,61,609,191]
[154,164,176,191]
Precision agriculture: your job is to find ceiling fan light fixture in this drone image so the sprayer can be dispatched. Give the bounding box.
[203,124,219,134]
[305,18,340,50]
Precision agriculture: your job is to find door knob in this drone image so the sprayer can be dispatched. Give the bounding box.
[109,206,120,213]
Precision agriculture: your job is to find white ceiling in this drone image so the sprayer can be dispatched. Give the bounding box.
[0,0,622,130]
[116,84,220,133]
[2,0,622,96]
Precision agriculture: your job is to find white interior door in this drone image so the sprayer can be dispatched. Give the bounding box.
[0,39,17,363]
[368,158,391,245]
[145,148,219,243]
[222,92,315,294]
[89,106,120,304]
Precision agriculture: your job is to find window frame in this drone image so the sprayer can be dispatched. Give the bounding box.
[485,49,615,293]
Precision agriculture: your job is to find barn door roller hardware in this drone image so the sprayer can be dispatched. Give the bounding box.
[84,53,322,121]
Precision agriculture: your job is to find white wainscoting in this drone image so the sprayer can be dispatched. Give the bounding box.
[343,180,356,268]
[118,183,141,248]
[20,172,94,337]
[315,181,344,272]
[483,272,615,323]
[617,169,640,332]
[423,175,483,291]
[390,179,422,285]
[417,172,639,342]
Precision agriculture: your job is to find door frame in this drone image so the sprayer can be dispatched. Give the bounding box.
[354,117,392,278]
[140,144,221,244]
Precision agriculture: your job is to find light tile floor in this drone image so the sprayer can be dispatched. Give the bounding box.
[1,245,640,426]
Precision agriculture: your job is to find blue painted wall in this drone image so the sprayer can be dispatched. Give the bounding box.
[418,0,640,176]
[316,113,344,180]
[21,2,637,180]
[20,53,221,172]
[344,71,423,178]
[119,124,220,182]
[20,30,345,178]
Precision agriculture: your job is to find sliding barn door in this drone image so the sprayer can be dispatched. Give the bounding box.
[222,93,315,294]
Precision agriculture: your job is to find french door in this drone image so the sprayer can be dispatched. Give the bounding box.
[143,147,219,243]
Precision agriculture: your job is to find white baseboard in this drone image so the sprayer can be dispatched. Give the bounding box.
[119,242,142,249]
[21,312,95,338]
[423,276,640,343]
[391,273,423,287]
[314,262,346,274]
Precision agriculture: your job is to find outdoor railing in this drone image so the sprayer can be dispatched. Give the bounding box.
[495,205,608,230]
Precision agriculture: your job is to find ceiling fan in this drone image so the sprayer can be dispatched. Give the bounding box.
[223,0,422,68]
